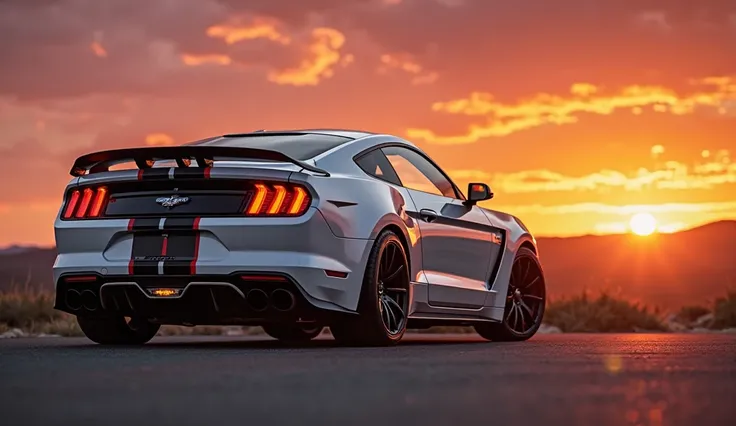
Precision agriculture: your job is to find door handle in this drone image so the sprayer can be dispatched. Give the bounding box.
[419,209,438,223]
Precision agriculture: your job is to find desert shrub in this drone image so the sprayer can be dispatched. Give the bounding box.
[0,290,66,328]
[675,305,712,323]
[544,293,666,332]
[712,292,736,329]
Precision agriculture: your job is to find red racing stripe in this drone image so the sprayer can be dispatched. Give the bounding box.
[190,217,202,275]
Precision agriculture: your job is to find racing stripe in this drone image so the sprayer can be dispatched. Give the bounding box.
[161,217,201,275]
[128,218,165,275]
[137,168,171,180]
[172,167,208,180]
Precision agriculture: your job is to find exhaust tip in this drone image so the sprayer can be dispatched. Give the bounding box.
[246,289,269,312]
[66,289,82,311]
[271,288,296,312]
[80,290,99,311]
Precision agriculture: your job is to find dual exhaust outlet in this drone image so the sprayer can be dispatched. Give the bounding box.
[65,289,99,312]
[245,288,296,312]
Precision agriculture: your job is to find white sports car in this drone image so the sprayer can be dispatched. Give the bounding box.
[53,129,546,346]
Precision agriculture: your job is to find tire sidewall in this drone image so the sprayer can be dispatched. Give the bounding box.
[360,231,410,344]
[502,247,546,339]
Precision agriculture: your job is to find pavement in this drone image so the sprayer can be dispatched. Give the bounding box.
[1,333,735,426]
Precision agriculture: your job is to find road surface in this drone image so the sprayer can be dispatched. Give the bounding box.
[1,333,735,426]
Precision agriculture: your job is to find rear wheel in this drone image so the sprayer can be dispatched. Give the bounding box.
[77,316,160,345]
[474,247,546,342]
[262,323,324,342]
[330,230,410,346]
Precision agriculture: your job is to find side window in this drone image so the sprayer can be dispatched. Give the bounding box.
[355,149,402,186]
[382,146,458,198]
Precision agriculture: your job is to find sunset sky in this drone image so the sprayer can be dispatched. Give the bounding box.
[1,0,735,246]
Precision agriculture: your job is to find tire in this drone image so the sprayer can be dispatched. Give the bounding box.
[77,316,160,345]
[262,323,324,342]
[474,247,546,342]
[330,230,410,347]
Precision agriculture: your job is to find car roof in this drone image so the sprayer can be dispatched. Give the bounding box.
[223,129,376,139]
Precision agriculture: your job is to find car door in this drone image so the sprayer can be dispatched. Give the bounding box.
[380,146,497,309]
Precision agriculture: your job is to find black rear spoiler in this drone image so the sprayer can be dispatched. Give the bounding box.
[69,146,330,177]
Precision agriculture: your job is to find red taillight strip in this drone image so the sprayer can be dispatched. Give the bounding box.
[288,187,307,215]
[75,188,94,218]
[88,187,108,217]
[63,190,81,219]
[268,185,287,214]
[64,187,109,219]
[243,183,310,217]
[247,184,268,215]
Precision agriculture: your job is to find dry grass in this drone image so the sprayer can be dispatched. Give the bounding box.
[713,291,736,329]
[543,293,667,332]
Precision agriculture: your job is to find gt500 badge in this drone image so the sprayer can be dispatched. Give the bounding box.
[156,195,190,208]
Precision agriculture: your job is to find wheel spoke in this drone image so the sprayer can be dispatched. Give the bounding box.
[385,245,396,277]
[519,305,527,331]
[384,298,398,329]
[521,258,530,285]
[384,296,405,322]
[519,300,534,318]
[382,263,405,283]
[385,287,407,293]
[381,299,391,328]
[522,294,543,301]
[523,274,540,290]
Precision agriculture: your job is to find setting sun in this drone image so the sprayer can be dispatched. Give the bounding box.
[629,213,658,236]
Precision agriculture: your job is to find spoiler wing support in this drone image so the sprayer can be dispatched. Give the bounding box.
[70,146,330,177]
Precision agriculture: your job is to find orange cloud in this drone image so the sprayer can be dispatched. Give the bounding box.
[145,133,175,146]
[206,18,291,45]
[449,150,735,194]
[267,28,347,86]
[407,76,736,144]
[379,53,438,85]
[180,53,232,66]
[90,41,107,58]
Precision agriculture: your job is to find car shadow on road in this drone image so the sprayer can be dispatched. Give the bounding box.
[46,334,491,351]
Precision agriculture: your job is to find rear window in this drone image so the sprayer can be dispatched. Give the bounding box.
[188,133,353,160]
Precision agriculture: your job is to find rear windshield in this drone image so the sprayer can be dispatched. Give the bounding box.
[188,133,353,160]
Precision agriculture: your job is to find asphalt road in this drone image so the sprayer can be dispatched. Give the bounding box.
[1,333,735,426]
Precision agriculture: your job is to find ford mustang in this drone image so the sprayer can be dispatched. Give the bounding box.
[53,129,546,346]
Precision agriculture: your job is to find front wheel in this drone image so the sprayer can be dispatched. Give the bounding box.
[330,230,410,346]
[77,316,160,345]
[474,247,546,342]
[262,323,324,342]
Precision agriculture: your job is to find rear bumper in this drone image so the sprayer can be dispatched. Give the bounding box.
[53,208,374,314]
[54,272,351,324]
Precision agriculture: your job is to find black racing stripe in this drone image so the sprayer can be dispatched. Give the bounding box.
[131,217,161,230]
[162,233,198,275]
[162,217,199,275]
[162,217,197,230]
[406,210,500,234]
[130,234,165,275]
[140,168,171,180]
[172,167,206,179]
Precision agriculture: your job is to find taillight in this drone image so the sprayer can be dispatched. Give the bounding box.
[244,183,311,217]
[63,187,109,219]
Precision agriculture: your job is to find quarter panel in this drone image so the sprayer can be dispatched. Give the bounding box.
[291,173,426,286]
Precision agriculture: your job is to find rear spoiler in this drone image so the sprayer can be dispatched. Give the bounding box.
[69,146,330,177]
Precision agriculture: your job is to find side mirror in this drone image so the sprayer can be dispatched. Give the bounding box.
[463,182,494,206]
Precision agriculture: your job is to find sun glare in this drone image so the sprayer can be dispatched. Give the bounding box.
[629,213,658,236]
